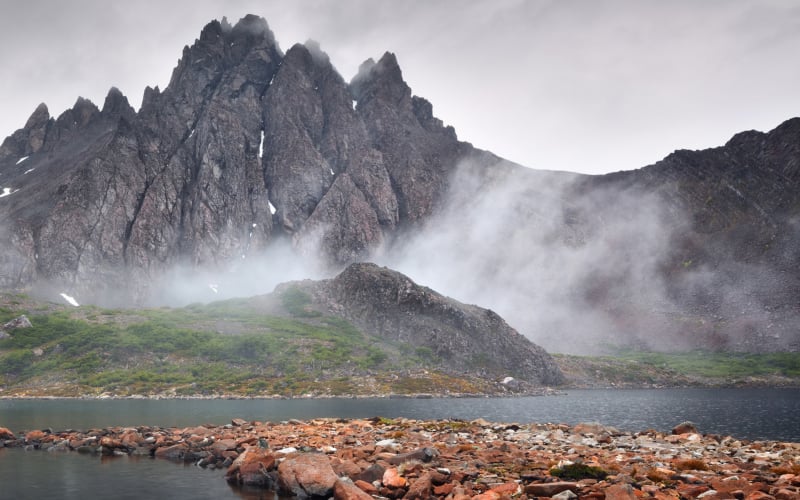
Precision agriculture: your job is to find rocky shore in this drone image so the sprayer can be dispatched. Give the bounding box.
[1,418,798,499]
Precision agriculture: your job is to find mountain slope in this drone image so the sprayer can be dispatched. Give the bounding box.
[0,264,562,396]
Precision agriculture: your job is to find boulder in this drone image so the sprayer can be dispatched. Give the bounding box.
[604,483,638,500]
[2,315,32,333]
[278,453,338,498]
[388,447,439,465]
[403,472,433,500]
[382,467,407,489]
[154,443,189,461]
[0,427,15,440]
[334,478,374,500]
[672,421,700,435]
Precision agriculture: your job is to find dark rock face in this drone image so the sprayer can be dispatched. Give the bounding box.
[0,16,484,303]
[295,263,564,385]
[569,118,800,351]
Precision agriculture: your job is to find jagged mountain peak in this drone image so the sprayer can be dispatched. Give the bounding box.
[24,103,50,129]
[101,87,135,119]
[350,51,409,105]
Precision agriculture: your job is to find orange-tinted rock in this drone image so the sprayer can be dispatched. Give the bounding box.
[25,430,46,442]
[746,492,776,500]
[211,439,237,454]
[672,422,699,435]
[334,478,374,500]
[0,427,15,440]
[525,482,579,497]
[383,467,408,489]
[404,472,433,500]
[772,489,798,500]
[471,492,501,500]
[154,443,189,461]
[354,479,378,495]
[331,457,362,478]
[433,482,455,496]
[278,453,338,498]
[604,483,637,500]
[490,482,520,495]
[238,461,272,487]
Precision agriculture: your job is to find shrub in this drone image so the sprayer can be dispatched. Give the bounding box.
[550,463,609,480]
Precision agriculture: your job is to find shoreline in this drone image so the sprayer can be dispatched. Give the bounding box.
[3,383,800,401]
[1,417,798,499]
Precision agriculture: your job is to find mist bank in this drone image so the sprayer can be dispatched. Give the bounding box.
[380,153,800,354]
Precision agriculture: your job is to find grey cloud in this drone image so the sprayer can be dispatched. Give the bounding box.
[2,1,800,175]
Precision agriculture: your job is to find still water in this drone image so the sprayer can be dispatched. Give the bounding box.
[1,388,798,500]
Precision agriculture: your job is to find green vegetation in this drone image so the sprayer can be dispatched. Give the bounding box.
[0,289,418,397]
[611,349,800,378]
[550,462,609,480]
[554,349,800,387]
[0,289,497,397]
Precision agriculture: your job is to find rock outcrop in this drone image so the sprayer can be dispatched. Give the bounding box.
[283,263,564,386]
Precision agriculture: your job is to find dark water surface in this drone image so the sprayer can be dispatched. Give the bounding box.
[1,388,798,499]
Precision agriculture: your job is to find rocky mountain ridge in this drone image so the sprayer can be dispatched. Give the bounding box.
[0,15,491,303]
[1,15,799,353]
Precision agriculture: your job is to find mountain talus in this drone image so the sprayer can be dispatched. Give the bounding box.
[1,15,799,353]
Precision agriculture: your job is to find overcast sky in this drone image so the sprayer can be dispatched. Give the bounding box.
[1,0,799,174]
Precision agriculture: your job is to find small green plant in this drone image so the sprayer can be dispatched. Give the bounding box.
[550,463,609,480]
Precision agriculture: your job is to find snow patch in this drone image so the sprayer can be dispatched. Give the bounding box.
[0,187,18,198]
[352,100,357,110]
[60,293,80,307]
[24,168,35,174]
[208,284,219,294]
[258,130,265,158]
[188,129,195,138]
[15,156,29,165]
[269,201,276,214]
[501,376,515,385]
[329,167,335,176]
[252,223,257,228]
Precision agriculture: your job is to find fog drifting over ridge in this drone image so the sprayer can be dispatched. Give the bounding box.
[374,160,679,354]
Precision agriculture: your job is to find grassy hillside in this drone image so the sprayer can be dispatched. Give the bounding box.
[0,291,496,397]
[2,292,798,397]
[554,350,800,388]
